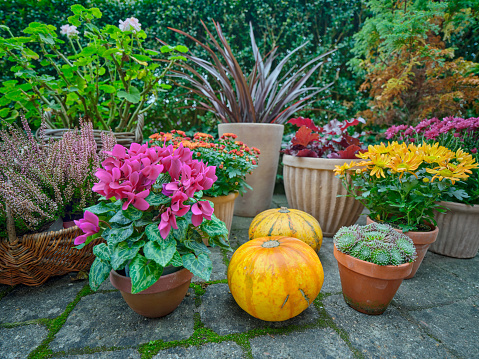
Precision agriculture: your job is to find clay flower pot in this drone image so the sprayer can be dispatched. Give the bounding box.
[333,245,413,315]
[109,267,193,318]
[218,123,284,217]
[203,192,239,235]
[282,155,364,237]
[366,217,439,279]
[431,201,479,258]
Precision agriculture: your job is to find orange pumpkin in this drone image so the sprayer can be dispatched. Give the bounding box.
[227,236,324,321]
[248,207,323,252]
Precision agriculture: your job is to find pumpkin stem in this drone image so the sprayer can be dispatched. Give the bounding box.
[279,207,290,213]
[262,240,280,248]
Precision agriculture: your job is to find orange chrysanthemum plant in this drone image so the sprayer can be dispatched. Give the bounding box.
[149,130,260,197]
[335,142,479,232]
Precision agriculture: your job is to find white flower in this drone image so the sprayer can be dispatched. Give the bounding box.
[119,17,142,33]
[60,24,79,38]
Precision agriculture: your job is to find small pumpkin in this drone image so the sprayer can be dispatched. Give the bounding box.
[227,236,324,321]
[249,207,323,252]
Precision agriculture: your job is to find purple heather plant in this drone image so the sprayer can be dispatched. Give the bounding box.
[0,116,116,237]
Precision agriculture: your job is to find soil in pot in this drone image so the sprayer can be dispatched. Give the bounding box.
[334,245,413,315]
[366,217,439,279]
[109,267,193,318]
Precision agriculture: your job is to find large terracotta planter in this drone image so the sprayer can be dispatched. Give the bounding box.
[218,123,284,217]
[109,267,193,318]
[282,155,364,237]
[333,245,413,315]
[431,201,479,258]
[366,217,439,279]
[202,192,239,245]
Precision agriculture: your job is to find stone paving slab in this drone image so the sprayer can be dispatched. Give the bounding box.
[271,194,289,208]
[153,341,245,358]
[58,349,141,358]
[317,239,342,294]
[408,296,479,359]
[250,327,354,359]
[0,275,85,324]
[192,247,227,283]
[426,251,479,289]
[199,283,320,336]
[392,251,478,309]
[0,324,48,359]
[50,289,196,352]
[323,294,454,359]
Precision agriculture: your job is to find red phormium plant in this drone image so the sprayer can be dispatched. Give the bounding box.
[282,117,366,159]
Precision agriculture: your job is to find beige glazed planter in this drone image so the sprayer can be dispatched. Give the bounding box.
[282,155,364,237]
[218,123,284,217]
[202,192,239,245]
[431,201,479,258]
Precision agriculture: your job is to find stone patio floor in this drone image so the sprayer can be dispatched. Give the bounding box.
[1,194,478,358]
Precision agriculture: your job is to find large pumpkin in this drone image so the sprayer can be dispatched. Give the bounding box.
[249,207,323,252]
[227,236,324,321]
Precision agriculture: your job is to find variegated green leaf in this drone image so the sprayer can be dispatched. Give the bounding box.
[145,192,171,206]
[109,210,133,224]
[145,223,163,242]
[168,251,183,267]
[85,201,118,214]
[110,240,145,270]
[182,253,212,281]
[172,218,188,241]
[92,243,111,261]
[143,239,176,267]
[199,215,228,239]
[129,254,163,294]
[123,206,143,220]
[102,224,134,246]
[89,257,112,291]
[183,239,210,256]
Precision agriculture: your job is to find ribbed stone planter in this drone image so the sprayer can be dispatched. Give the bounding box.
[202,192,238,245]
[282,155,364,237]
[218,123,284,217]
[431,201,479,258]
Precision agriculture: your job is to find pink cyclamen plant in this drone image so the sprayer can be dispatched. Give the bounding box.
[74,142,231,293]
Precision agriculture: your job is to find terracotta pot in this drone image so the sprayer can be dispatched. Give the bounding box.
[431,201,479,258]
[333,245,413,315]
[109,267,193,318]
[203,192,238,245]
[366,216,439,279]
[218,123,284,217]
[282,155,364,237]
[63,220,76,229]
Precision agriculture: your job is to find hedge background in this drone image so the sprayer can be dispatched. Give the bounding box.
[1,0,477,134]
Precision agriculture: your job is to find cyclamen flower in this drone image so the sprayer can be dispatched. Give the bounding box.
[119,17,142,33]
[191,201,214,226]
[60,24,79,38]
[74,211,100,245]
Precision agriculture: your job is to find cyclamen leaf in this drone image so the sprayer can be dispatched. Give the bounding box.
[85,201,118,214]
[110,240,145,270]
[129,254,163,294]
[183,239,210,256]
[291,126,319,147]
[93,243,111,261]
[145,223,163,242]
[143,239,176,267]
[182,253,212,281]
[89,257,112,291]
[172,218,188,241]
[102,224,134,246]
[145,192,171,206]
[288,117,320,131]
[168,251,183,267]
[123,206,143,221]
[109,210,132,225]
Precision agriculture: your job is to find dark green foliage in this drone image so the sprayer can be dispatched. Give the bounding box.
[0,0,369,133]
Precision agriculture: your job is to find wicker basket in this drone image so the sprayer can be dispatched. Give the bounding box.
[35,113,145,147]
[0,226,99,286]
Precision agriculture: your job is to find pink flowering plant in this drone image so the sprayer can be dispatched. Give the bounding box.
[282,117,367,159]
[386,117,479,204]
[0,5,187,130]
[74,142,230,293]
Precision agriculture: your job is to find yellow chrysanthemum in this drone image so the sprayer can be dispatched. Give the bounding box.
[366,153,390,178]
[366,142,391,155]
[455,148,479,170]
[418,143,455,165]
[334,161,356,176]
[426,163,471,184]
[388,150,423,178]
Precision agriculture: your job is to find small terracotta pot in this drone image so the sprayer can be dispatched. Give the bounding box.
[63,220,76,229]
[203,192,239,240]
[366,216,439,279]
[109,267,193,318]
[432,201,479,258]
[333,245,413,315]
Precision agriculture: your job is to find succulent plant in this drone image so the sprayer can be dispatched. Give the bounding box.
[334,223,417,266]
